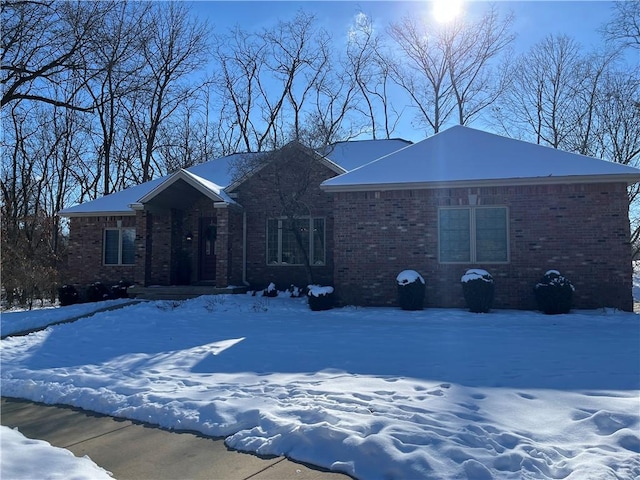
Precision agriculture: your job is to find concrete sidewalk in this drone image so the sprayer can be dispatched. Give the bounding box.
[1,397,352,480]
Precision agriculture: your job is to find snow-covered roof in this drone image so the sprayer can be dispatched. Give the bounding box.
[321,126,640,192]
[320,139,412,172]
[59,139,410,217]
[136,169,236,207]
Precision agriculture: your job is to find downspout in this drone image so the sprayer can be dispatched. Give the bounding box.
[242,210,249,286]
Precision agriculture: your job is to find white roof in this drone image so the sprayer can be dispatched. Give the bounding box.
[136,169,236,206]
[58,139,409,216]
[322,126,640,191]
[320,139,412,172]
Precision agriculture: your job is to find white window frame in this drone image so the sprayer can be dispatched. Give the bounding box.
[438,206,509,264]
[103,228,136,266]
[266,217,326,266]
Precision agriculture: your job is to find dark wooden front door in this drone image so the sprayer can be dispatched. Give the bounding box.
[199,217,217,282]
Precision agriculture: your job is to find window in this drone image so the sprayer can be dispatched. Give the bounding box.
[104,228,135,265]
[267,217,325,266]
[439,207,508,263]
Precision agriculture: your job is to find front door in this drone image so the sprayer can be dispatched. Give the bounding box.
[199,217,217,282]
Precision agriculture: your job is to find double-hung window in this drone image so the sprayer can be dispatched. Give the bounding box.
[104,228,136,265]
[267,217,325,266]
[439,207,508,263]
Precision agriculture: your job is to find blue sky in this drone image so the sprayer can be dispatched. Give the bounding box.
[188,1,626,142]
[191,1,616,53]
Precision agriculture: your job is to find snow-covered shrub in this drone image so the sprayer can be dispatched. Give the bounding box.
[307,285,335,311]
[262,282,278,297]
[396,270,425,311]
[534,270,574,314]
[461,269,494,313]
[86,282,111,303]
[58,284,80,306]
[288,284,303,298]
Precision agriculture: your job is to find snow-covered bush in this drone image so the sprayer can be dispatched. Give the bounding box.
[58,285,80,306]
[461,269,494,313]
[288,284,303,298]
[534,270,574,314]
[307,285,335,311]
[262,282,278,297]
[396,270,425,311]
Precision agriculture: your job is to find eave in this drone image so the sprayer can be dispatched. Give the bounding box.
[320,173,640,193]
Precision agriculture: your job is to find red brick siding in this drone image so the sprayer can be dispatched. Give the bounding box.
[66,215,138,286]
[233,152,337,290]
[333,183,633,311]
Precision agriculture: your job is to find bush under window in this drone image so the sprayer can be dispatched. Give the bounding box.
[461,269,494,313]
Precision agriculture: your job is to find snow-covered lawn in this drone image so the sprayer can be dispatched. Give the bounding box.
[1,295,639,479]
[1,299,134,336]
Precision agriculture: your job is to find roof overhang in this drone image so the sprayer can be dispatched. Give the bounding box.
[59,210,137,218]
[321,174,640,193]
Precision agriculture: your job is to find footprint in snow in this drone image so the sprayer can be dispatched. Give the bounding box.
[517,392,536,400]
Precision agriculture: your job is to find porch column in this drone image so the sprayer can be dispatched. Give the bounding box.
[214,205,230,288]
[134,209,149,286]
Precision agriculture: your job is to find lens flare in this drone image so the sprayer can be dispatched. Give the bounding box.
[432,0,464,23]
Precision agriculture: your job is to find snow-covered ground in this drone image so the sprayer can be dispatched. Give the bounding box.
[1,426,112,480]
[1,299,133,336]
[1,294,639,479]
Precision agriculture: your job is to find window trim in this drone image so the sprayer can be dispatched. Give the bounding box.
[266,216,326,266]
[103,227,136,266]
[438,206,509,264]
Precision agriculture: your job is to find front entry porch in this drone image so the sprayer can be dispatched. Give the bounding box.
[132,170,245,289]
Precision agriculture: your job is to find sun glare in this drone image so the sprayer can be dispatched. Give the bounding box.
[432,0,464,24]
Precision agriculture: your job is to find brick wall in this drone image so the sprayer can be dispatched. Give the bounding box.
[332,182,633,311]
[66,215,138,286]
[233,148,337,290]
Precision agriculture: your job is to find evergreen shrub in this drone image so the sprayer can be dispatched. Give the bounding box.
[263,282,278,297]
[58,284,80,306]
[86,282,111,303]
[308,285,334,311]
[534,270,574,314]
[461,269,494,313]
[396,270,425,311]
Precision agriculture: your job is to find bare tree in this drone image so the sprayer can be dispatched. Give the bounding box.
[444,5,514,125]
[1,0,109,111]
[84,1,151,195]
[388,15,453,134]
[133,2,209,182]
[493,35,585,148]
[211,10,349,152]
[346,12,402,139]
[157,85,219,172]
[603,0,640,49]
[212,26,265,153]
[388,5,513,134]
